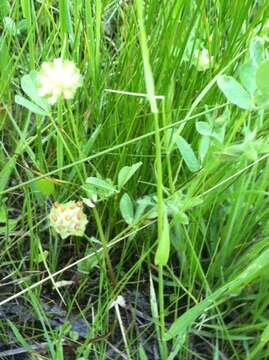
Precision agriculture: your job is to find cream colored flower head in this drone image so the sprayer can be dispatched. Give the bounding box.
[49,200,88,239]
[37,58,82,105]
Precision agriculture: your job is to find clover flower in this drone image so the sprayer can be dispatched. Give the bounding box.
[49,201,88,239]
[37,58,82,105]
[194,48,213,72]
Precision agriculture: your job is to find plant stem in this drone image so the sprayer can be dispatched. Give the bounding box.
[161,100,175,193]
[48,112,84,183]
[153,110,168,358]
[135,0,167,356]
[115,303,132,360]
[57,102,63,177]
[93,207,117,288]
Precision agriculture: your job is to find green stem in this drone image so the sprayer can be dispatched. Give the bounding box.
[48,112,84,183]
[57,102,63,177]
[161,101,175,193]
[93,207,117,288]
[245,343,263,360]
[153,112,168,358]
[35,115,46,171]
[135,0,168,355]
[158,265,167,359]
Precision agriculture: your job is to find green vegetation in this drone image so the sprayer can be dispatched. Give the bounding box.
[1,0,269,358]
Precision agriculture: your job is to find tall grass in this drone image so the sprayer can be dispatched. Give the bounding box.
[0,0,269,359]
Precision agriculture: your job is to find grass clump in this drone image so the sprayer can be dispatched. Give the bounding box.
[1,0,269,359]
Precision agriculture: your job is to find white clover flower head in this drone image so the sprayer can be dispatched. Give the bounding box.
[49,200,88,239]
[37,58,82,105]
[194,48,213,72]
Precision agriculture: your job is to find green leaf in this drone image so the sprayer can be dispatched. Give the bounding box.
[34,178,55,197]
[86,177,117,192]
[165,128,178,153]
[21,71,50,111]
[261,323,269,343]
[118,162,142,189]
[0,205,18,234]
[69,330,79,341]
[239,62,256,95]
[174,211,189,225]
[78,246,99,274]
[198,136,210,162]
[255,92,269,109]
[168,334,187,360]
[139,344,148,360]
[83,177,118,200]
[217,75,253,110]
[165,248,269,341]
[59,0,74,41]
[164,288,223,341]
[8,320,32,353]
[0,206,8,223]
[3,17,17,36]
[15,95,48,116]
[134,195,155,221]
[0,38,9,77]
[17,19,27,33]
[81,125,102,156]
[0,1,9,20]
[155,208,170,266]
[36,250,48,264]
[0,219,18,234]
[0,153,19,196]
[120,193,134,225]
[176,136,200,172]
[249,37,264,66]
[256,60,269,95]
[166,196,189,223]
[195,121,212,136]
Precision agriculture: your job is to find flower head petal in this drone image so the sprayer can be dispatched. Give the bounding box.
[37,58,82,105]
